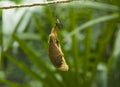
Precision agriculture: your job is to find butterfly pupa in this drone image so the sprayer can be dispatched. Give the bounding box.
[48,20,69,71]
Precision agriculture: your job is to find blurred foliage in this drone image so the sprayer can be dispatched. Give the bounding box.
[0,0,120,87]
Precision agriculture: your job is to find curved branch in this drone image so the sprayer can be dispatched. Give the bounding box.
[0,0,72,9]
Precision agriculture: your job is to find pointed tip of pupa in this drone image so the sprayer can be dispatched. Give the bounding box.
[57,64,69,71]
[57,57,69,71]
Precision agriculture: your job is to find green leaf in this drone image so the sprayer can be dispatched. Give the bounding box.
[69,14,119,37]
[17,33,40,40]
[3,53,50,86]
[113,28,120,58]
[12,34,63,87]
[0,79,25,87]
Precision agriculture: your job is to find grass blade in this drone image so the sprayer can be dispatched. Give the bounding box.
[0,79,25,87]
[69,14,119,37]
[13,34,63,87]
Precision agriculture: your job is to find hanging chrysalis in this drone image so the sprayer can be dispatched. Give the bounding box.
[48,19,69,71]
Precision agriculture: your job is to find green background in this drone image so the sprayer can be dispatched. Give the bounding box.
[0,0,120,87]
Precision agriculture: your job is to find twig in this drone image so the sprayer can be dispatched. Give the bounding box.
[0,0,72,9]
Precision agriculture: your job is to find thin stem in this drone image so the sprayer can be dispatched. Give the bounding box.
[0,0,71,9]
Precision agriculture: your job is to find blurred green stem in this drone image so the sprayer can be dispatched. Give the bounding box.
[0,20,3,70]
[72,34,80,85]
[84,19,93,86]
[0,79,27,87]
